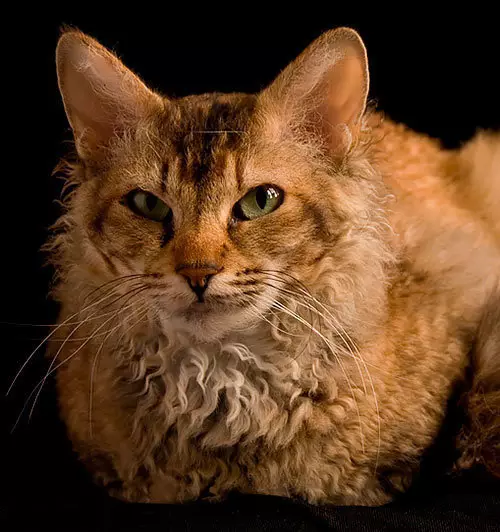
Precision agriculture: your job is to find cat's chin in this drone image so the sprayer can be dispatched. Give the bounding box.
[168,305,259,343]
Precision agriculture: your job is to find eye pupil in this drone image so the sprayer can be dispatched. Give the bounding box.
[256,187,267,209]
[234,184,284,221]
[145,194,157,211]
[125,189,171,223]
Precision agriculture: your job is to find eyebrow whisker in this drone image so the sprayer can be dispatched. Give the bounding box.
[190,130,243,134]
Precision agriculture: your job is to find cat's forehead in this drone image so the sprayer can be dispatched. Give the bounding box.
[147,93,259,197]
[171,93,257,131]
[161,93,257,161]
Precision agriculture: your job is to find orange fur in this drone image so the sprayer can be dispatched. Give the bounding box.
[48,28,500,505]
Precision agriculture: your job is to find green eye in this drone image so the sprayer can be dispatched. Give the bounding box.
[126,190,172,222]
[234,185,284,221]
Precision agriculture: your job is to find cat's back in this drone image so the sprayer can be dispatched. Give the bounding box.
[370,114,500,299]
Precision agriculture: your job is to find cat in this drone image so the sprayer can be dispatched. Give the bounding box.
[46,27,500,505]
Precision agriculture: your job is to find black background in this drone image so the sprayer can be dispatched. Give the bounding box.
[2,10,499,531]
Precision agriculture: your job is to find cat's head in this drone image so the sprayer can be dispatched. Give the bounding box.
[55,28,389,343]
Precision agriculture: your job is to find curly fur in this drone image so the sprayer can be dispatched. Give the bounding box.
[48,28,500,505]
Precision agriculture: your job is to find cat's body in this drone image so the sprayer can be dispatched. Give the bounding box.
[50,29,500,505]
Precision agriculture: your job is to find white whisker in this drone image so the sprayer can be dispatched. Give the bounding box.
[260,272,382,473]
[259,278,369,396]
[258,293,366,454]
[6,284,136,396]
[264,275,382,474]
[247,303,304,339]
[25,283,151,421]
[89,303,151,439]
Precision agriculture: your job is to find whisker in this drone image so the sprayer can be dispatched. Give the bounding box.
[89,303,150,439]
[300,293,382,474]
[246,303,304,339]
[81,274,154,305]
[260,270,381,472]
[0,306,143,330]
[259,268,379,327]
[1,275,152,330]
[259,277,369,395]
[10,301,143,434]
[253,276,319,357]
[190,130,243,134]
[258,293,366,454]
[5,282,140,396]
[26,292,147,422]
[11,281,154,431]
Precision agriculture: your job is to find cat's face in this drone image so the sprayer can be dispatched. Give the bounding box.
[56,29,383,342]
[79,93,348,340]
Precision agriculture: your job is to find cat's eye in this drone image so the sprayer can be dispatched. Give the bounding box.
[234,185,284,221]
[126,190,172,222]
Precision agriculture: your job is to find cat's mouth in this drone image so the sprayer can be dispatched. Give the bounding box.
[184,301,212,316]
[184,297,246,316]
[167,295,259,342]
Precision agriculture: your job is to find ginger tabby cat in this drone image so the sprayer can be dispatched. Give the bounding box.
[46,27,500,505]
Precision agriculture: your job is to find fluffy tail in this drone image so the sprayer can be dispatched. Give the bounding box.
[457,288,500,477]
[458,131,500,243]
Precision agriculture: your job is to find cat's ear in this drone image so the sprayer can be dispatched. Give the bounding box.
[260,27,369,157]
[56,31,163,159]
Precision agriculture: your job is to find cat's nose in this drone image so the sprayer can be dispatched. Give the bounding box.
[176,264,222,301]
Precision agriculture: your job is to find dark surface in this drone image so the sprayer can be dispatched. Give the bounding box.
[3,470,500,531]
[2,10,500,531]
